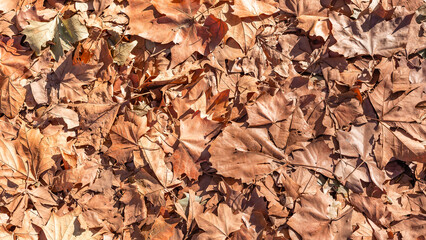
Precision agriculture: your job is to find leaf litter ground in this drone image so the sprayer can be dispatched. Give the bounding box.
[0,0,425,239]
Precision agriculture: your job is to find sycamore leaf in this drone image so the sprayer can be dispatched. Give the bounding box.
[374,121,426,167]
[225,13,261,53]
[51,15,89,60]
[126,0,227,66]
[231,0,278,18]
[0,75,26,118]
[0,37,32,76]
[75,103,120,150]
[45,105,80,129]
[170,112,221,180]
[209,122,285,183]
[22,15,89,60]
[21,16,58,56]
[246,90,296,126]
[15,125,57,178]
[196,203,243,240]
[41,211,96,240]
[291,140,334,178]
[107,114,148,164]
[287,191,353,240]
[0,134,32,185]
[113,40,138,65]
[329,12,426,57]
[279,0,326,16]
[0,0,19,13]
[48,51,102,103]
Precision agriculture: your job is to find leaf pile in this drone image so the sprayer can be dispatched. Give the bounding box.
[0,0,425,239]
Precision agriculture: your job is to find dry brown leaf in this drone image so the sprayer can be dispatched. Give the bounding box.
[231,0,278,18]
[48,51,102,103]
[287,191,353,240]
[329,12,426,57]
[209,122,285,182]
[0,75,26,118]
[195,203,243,240]
[246,90,296,126]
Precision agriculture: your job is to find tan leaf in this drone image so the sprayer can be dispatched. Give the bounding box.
[75,103,119,150]
[288,191,353,240]
[231,0,278,18]
[209,122,285,182]
[329,12,426,57]
[170,112,221,180]
[246,90,296,126]
[41,211,96,240]
[49,51,102,103]
[196,203,243,240]
[0,76,26,118]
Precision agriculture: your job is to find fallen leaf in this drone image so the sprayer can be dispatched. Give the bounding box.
[196,203,243,240]
[209,122,285,182]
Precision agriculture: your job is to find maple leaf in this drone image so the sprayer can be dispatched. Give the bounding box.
[195,203,243,240]
[22,14,89,60]
[209,122,285,183]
